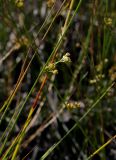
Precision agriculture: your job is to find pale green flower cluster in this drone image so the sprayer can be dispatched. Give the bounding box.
[15,0,24,8]
[44,53,71,75]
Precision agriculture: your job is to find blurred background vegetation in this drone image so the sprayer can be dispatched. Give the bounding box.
[0,0,116,159]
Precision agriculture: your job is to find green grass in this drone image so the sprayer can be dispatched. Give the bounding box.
[0,0,116,159]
